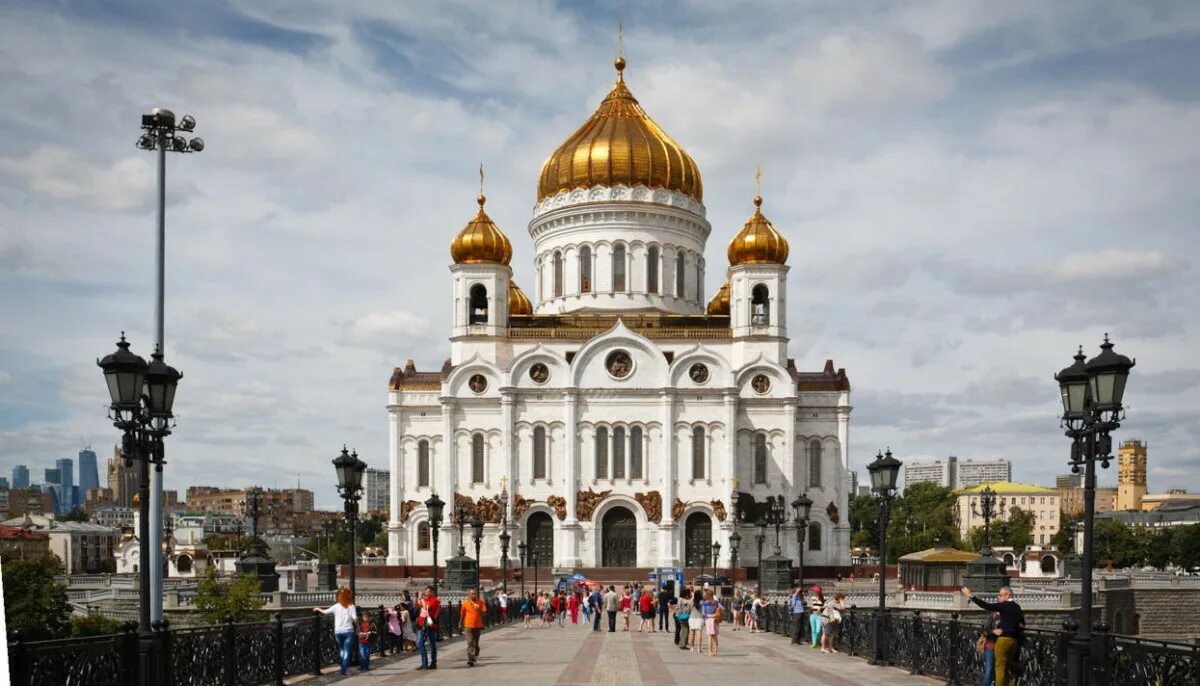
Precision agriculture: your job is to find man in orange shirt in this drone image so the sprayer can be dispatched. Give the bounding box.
[460,588,486,667]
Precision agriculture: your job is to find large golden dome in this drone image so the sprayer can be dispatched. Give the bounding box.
[706,277,730,315]
[508,280,532,315]
[450,194,513,265]
[727,195,789,265]
[537,57,703,203]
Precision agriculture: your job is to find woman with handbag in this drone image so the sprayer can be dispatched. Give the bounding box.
[820,593,845,653]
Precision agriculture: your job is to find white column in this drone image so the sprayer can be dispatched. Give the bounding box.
[658,392,676,566]
[387,408,404,566]
[440,398,455,500]
[836,393,853,565]
[562,391,581,566]
[785,403,797,492]
[502,394,515,512]
[624,428,632,482]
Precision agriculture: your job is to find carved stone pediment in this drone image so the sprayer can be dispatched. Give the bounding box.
[576,489,612,521]
[547,495,567,521]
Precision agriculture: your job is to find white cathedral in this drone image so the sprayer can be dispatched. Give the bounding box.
[386,55,852,573]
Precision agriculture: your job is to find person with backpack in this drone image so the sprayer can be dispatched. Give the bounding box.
[674,587,693,649]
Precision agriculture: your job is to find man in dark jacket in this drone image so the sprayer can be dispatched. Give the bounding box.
[962,585,1024,686]
[657,584,674,633]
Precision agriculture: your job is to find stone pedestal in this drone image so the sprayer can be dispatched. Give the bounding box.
[1063,554,1082,580]
[236,539,280,592]
[444,551,479,591]
[964,553,1008,593]
[317,562,337,591]
[759,553,793,593]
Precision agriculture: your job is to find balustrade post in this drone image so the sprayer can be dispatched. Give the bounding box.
[910,610,923,675]
[119,622,139,686]
[156,619,173,686]
[1089,622,1111,686]
[310,613,322,676]
[8,630,30,686]
[223,615,237,686]
[947,613,960,686]
[1055,620,1073,686]
[272,613,284,686]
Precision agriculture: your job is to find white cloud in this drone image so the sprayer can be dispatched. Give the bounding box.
[340,310,433,353]
[0,147,155,212]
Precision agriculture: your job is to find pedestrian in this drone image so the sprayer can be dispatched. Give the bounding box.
[620,587,633,631]
[701,588,721,657]
[497,589,508,623]
[658,583,673,633]
[557,592,567,627]
[687,588,704,653]
[747,593,761,633]
[962,586,1024,686]
[568,591,580,624]
[808,586,825,648]
[460,588,486,668]
[822,593,845,653]
[674,588,693,650]
[415,586,440,671]
[522,592,536,629]
[637,587,655,632]
[357,611,374,671]
[980,611,999,686]
[789,586,807,644]
[590,587,603,631]
[604,585,620,632]
[385,603,405,654]
[313,586,358,676]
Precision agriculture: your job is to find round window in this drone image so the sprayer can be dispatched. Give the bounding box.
[751,374,771,394]
[689,363,709,384]
[468,374,488,394]
[605,351,633,379]
[529,363,550,384]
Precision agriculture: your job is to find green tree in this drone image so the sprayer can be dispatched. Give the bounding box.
[1142,528,1175,569]
[1169,524,1200,570]
[193,567,266,624]
[995,507,1035,553]
[70,614,124,637]
[1050,512,1076,553]
[59,508,89,523]
[883,482,962,561]
[848,494,878,551]
[2,557,71,639]
[1092,519,1140,568]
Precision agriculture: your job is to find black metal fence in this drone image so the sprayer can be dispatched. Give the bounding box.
[8,600,508,686]
[751,604,1199,686]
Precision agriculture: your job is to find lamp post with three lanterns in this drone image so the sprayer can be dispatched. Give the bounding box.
[867,448,902,666]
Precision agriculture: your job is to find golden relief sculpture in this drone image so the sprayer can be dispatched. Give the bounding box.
[470,494,504,523]
[576,488,612,521]
[453,492,474,519]
[671,497,687,522]
[826,502,839,524]
[400,499,420,522]
[513,496,534,520]
[635,491,662,523]
[710,499,727,522]
[547,495,568,521]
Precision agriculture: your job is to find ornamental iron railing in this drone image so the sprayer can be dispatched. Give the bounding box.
[8,600,507,686]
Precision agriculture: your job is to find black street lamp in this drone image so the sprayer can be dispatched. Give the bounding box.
[867,448,902,666]
[517,541,527,597]
[424,492,445,593]
[1056,336,1134,686]
[767,496,786,554]
[499,479,511,594]
[98,334,180,635]
[454,503,469,556]
[332,448,366,598]
[971,485,1005,555]
[729,530,741,586]
[711,541,721,584]
[792,493,813,591]
[532,550,540,595]
[754,519,766,597]
[471,518,484,587]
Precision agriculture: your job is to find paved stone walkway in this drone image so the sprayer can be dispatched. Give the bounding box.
[313,618,942,685]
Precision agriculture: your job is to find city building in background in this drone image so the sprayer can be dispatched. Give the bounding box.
[1140,489,1200,512]
[11,465,29,490]
[1056,473,1083,490]
[0,513,119,573]
[955,481,1061,545]
[55,457,75,513]
[77,447,99,494]
[956,459,1013,488]
[903,456,958,489]
[107,446,139,508]
[1097,502,1200,529]
[0,477,7,489]
[1060,486,1117,517]
[0,489,53,519]
[0,526,50,560]
[1117,438,1148,511]
[185,486,314,535]
[363,468,390,514]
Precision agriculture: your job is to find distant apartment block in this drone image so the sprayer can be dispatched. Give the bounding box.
[364,468,390,514]
[956,459,1012,488]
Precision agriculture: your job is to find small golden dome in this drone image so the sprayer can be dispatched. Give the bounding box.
[508,280,533,316]
[450,194,513,265]
[132,493,141,508]
[537,57,703,203]
[706,278,730,315]
[727,195,789,265]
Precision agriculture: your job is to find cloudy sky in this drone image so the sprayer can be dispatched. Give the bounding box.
[2,1,1198,509]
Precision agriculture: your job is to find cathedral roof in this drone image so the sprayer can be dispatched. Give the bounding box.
[450,195,513,265]
[727,194,788,266]
[389,359,451,391]
[537,57,703,203]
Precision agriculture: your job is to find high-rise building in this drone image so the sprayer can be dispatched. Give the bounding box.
[1056,473,1083,490]
[0,477,8,489]
[107,446,139,508]
[12,465,29,490]
[364,468,390,514]
[1117,439,1147,511]
[957,459,1012,488]
[55,458,75,513]
[78,448,100,494]
[903,456,958,489]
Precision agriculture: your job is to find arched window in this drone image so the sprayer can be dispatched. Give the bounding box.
[417,522,431,550]
[176,554,193,573]
[630,426,643,479]
[417,440,430,488]
[809,440,822,487]
[754,434,768,484]
[647,246,659,294]
[613,426,626,479]
[471,433,485,484]
[613,244,626,291]
[675,252,685,296]
[580,246,592,293]
[808,522,822,551]
[595,427,608,479]
[533,426,547,479]
[692,426,705,479]
[695,263,703,301]
[468,284,488,325]
[553,251,563,297]
[751,284,769,326]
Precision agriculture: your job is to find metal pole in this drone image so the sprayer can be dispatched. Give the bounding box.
[756,537,763,597]
[348,501,357,599]
[431,527,440,594]
[798,527,806,592]
[137,448,151,632]
[149,140,167,623]
[1070,430,1097,686]
[874,497,889,665]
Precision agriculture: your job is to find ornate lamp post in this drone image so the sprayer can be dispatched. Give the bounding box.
[333,449,366,598]
[791,493,813,591]
[517,542,527,597]
[499,478,511,593]
[454,503,469,556]
[867,448,902,666]
[98,334,180,634]
[1056,336,1134,686]
[471,518,484,586]
[532,550,540,595]
[424,492,445,593]
[972,485,1005,555]
[711,541,721,585]
[754,519,767,597]
[768,495,786,554]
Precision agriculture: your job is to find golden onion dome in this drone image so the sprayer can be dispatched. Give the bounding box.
[450,194,513,265]
[706,278,730,315]
[508,280,533,316]
[537,57,703,203]
[727,195,789,265]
